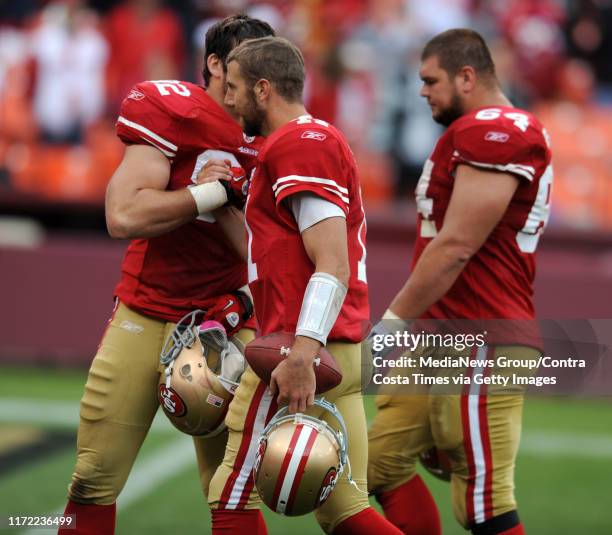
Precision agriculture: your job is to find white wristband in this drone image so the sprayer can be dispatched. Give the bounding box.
[296,272,347,345]
[188,181,228,214]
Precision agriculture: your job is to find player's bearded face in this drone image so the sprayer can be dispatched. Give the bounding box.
[241,88,266,137]
[420,56,465,127]
[433,88,464,127]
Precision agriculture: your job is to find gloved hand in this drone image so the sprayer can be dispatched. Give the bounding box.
[218,162,250,209]
[203,289,253,337]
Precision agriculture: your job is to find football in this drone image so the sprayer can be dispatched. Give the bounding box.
[419,447,452,481]
[245,331,342,394]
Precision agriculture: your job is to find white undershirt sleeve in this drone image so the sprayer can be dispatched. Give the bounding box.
[286,191,346,233]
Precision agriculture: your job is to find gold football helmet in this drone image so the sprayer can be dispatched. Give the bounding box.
[158,311,246,437]
[252,398,349,516]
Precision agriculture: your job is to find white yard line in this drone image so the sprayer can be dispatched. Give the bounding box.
[1,397,612,458]
[2,396,611,533]
[0,398,194,534]
[0,398,175,432]
[22,434,195,534]
[520,431,612,458]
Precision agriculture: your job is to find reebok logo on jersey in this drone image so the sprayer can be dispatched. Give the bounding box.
[301,130,327,141]
[127,89,145,101]
[485,131,510,143]
[243,133,256,143]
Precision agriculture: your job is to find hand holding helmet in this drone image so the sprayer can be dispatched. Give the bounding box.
[253,398,364,516]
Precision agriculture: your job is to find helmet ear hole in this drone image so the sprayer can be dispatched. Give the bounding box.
[158,313,242,437]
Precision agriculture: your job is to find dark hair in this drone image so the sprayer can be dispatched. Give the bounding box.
[422,28,497,84]
[227,36,305,102]
[203,14,275,87]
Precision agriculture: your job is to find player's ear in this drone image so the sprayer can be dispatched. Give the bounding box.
[458,65,477,93]
[254,79,271,104]
[207,54,224,81]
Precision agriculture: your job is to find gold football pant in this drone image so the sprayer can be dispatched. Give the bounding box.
[67,302,253,505]
[368,345,538,528]
[208,341,371,533]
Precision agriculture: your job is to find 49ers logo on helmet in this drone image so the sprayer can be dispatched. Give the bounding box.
[315,467,339,507]
[158,385,186,417]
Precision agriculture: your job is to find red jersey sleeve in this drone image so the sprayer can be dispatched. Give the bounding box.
[450,113,547,183]
[265,129,350,214]
[115,82,182,159]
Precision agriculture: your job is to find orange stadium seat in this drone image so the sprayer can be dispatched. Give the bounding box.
[535,102,612,229]
[354,149,393,203]
[8,123,123,202]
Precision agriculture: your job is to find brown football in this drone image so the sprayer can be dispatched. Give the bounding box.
[419,447,452,482]
[245,331,342,394]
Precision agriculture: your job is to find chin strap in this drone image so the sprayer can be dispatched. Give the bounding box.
[199,320,246,394]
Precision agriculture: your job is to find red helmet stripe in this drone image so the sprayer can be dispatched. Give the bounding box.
[284,424,319,515]
[271,423,304,510]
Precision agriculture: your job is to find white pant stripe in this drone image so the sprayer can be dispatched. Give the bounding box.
[226,389,273,509]
[468,345,488,524]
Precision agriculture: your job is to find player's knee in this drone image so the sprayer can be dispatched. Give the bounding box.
[430,396,464,451]
[367,449,416,494]
[68,456,121,505]
[315,497,369,534]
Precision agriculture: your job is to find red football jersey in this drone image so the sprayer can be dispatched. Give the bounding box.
[414,106,553,320]
[114,80,260,322]
[245,115,369,342]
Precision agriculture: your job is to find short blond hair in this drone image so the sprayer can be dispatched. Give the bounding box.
[227,36,305,102]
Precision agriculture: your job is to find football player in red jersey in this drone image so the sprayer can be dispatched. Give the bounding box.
[58,15,275,535]
[367,29,552,535]
[204,37,402,535]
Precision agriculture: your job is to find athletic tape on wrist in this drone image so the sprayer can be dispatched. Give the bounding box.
[188,181,228,214]
[296,272,347,345]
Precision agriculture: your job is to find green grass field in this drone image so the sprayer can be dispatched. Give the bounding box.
[1,365,611,534]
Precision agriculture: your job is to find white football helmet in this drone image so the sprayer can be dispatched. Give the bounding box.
[158,310,246,437]
[252,398,352,516]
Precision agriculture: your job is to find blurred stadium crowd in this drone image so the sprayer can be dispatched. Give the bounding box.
[1,0,611,228]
